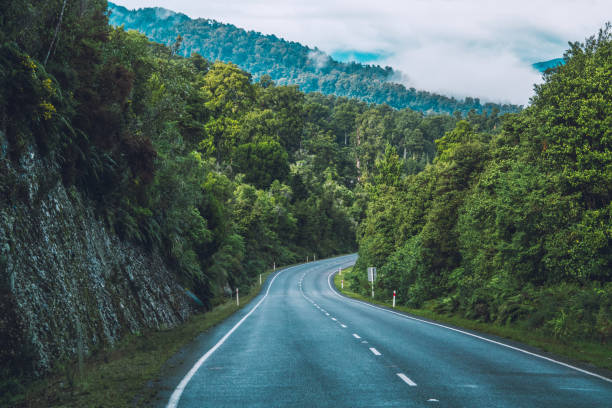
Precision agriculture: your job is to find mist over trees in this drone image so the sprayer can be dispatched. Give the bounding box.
[107,2,521,116]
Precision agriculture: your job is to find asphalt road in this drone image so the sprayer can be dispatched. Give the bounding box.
[154,254,612,407]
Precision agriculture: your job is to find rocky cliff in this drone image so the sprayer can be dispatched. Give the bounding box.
[0,132,192,377]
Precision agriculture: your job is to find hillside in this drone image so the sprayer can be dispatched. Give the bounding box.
[107,2,521,115]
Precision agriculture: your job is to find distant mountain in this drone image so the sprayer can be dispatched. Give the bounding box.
[107,2,521,115]
[533,58,565,72]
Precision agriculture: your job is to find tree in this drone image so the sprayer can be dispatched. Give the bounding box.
[202,62,255,117]
[529,24,612,210]
[232,141,290,189]
[374,145,403,187]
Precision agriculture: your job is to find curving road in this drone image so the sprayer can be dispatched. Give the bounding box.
[154,254,612,407]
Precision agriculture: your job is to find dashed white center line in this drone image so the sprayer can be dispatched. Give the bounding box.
[340,324,347,328]
[325,313,330,316]
[352,333,361,339]
[331,317,337,321]
[397,373,417,386]
[369,347,381,356]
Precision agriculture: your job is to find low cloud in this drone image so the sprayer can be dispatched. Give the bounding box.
[154,7,175,20]
[308,50,330,69]
[114,0,612,105]
[385,45,542,105]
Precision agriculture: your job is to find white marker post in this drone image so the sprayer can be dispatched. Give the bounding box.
[367,267,377,299]
[236,288,239,306]
[314,254,316,261]
[306,256,309,263]
[259,273,262,286]
[341,279,344,289]
[339,268,342,276]
[393,290,396,308]
[273,262,276,271]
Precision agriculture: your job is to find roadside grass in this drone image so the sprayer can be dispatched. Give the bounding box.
[10,269,276,408]
[333,268,612,373]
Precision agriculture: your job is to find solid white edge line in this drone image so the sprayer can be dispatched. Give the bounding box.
[397,373,417,386]
[327,271,612,384]
[369,347,381,356]
[166,267,290,408]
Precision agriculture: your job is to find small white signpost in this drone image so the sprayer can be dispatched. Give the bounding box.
[393,290,396,308]
[367,267,377,281]
[367,267,377,298]
[236,288,239,306]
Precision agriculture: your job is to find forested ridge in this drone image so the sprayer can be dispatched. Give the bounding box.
[107,2,521,116]
[354,25,612,344]
[0,0,610,391]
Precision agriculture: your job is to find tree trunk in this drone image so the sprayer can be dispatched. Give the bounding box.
[44,0,69,66]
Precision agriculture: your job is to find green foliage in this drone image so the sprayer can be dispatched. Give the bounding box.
[531,25,612,210]
[355,25,612,343]
[0,42,70,158]
[373,145,403,187]
[202,62,255,117]
[232,141,289,189]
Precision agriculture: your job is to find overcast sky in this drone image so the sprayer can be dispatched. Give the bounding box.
[112,1,611,105]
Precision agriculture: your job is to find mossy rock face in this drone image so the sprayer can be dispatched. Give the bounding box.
[0,280,35,377]
[0,145,192,378]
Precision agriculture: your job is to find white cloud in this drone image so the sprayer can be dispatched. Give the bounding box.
[308,50,330,69]
[112,0,612,105]
[386,44,542,105]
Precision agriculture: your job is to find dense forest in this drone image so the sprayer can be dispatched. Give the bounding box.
[0,0,479,316]
[353,25,612,343]
[107,2,521,116]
